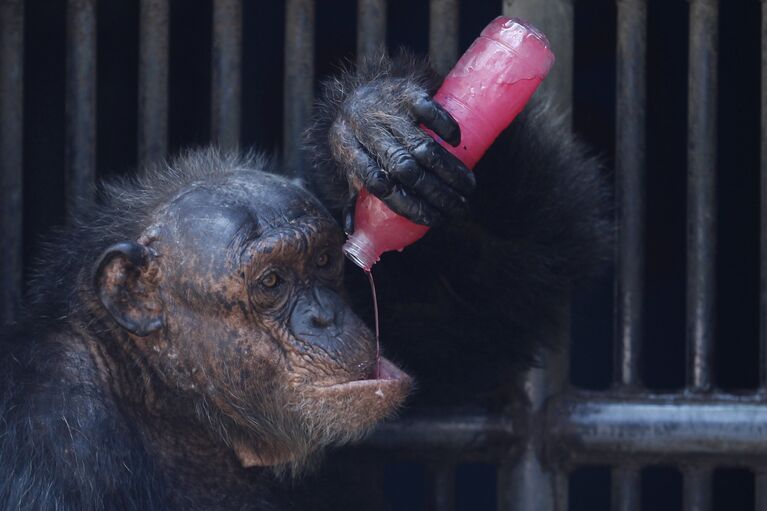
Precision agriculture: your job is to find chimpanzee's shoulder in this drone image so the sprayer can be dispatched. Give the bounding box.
[0,331,166,511]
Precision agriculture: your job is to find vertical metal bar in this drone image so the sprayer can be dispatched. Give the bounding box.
[212,0,242,151]
[614,0,647,389]
[760,0,767,391]
[498,4,574,510]
[138,0,169,165]
[503,0,574,124]
[683,467,712,511]
[283,0,315,178]
[687,0,718,392]
[755,470,767,511]
[357,0,387,64]
[426,464,455,511]
[0,0,23,326]
[429,0,459,76]
[66,0,97,217]
[611,466,640,511]
[498,351,569,511]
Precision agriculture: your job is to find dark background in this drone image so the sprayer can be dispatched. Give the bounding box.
[18,0,760,509]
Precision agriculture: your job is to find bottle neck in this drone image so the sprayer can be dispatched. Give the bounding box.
[342,231,378,271]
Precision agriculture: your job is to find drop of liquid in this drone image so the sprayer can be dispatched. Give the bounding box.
[365,269,381,378]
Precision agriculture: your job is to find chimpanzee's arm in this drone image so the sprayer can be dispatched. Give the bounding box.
[304,54,610,405]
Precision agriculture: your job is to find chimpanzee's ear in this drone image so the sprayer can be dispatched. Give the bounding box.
[93,241,163,336]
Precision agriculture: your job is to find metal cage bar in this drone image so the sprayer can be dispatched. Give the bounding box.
[138,0,169,165]
[611,466,640,511]
[357,0,386,64]
[614,0,647,390]
[760,0,767,392]
[686,0,718,393]
[503,0,574,123]
[683,466,712,511]
[211,0,242,151]
[283,0,315,179]
[425,463,455,511]
[65,0,97,217]
[429,0,459,76]
[0,0,23,326]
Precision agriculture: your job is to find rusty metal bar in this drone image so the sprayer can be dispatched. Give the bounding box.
[686,0,718,392]
[426,463,455,511]
[683,467,712,511]
[0,0,23,326]
[66,0,97,217]
[138,0,169,165]
[283,0,314,179]
[614,0,647,390]
[428,0,459,76]
[357,0,386,64]
[212,0,242,151]
[611,466,640,511]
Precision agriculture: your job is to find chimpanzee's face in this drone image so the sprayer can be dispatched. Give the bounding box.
[94,171,410,469]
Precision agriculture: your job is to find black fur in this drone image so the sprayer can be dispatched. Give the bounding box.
[0,52,609,509]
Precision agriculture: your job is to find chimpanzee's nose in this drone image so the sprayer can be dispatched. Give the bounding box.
[309,288,338,329]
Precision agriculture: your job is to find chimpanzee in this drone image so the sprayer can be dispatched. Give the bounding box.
[0,54,608,510]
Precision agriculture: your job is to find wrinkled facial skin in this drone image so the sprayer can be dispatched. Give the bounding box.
[123,172,410,469]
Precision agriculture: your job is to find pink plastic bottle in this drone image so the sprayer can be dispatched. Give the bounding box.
[343,16,555,271]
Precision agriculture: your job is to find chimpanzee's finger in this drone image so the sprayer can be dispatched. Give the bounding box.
[355,125,469,220]
[401,129,476,196]
[388,157,469,220]
[381,186,443,227]
[342,193,356,235]
[329,121,394,199]
[410,94,461,147]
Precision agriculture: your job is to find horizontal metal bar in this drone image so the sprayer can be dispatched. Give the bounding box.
[686,0,718,392]
[283,0,315,179]
[212,0,242,151]
[429,0,459,76]
[549,395,767,465]
[357,0,386,64]
[364,394,767,466]
[0,0,23,326]
[138,0,169,166]
[614,0,647,389]
[364,413,517,453]
[66,0,97,217]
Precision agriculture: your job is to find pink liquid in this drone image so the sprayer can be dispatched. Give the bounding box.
[343,16,555,271]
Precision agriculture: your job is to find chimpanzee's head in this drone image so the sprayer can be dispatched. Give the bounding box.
[92,164,411,471]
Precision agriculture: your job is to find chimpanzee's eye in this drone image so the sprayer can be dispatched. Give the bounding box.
[260,272,281,289]
[316,253,330,268]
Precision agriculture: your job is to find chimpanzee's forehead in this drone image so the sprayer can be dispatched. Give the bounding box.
[155,171,337,259]
[165,171,329,225]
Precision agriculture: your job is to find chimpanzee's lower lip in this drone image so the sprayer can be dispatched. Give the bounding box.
[367,357,405,382]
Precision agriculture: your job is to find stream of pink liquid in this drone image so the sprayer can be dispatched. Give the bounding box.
[365,270,380,378]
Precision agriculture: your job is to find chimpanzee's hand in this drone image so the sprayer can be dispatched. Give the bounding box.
[328,78,476,229]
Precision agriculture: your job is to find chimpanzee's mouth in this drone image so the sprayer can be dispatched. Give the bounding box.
[317,357,411,392]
